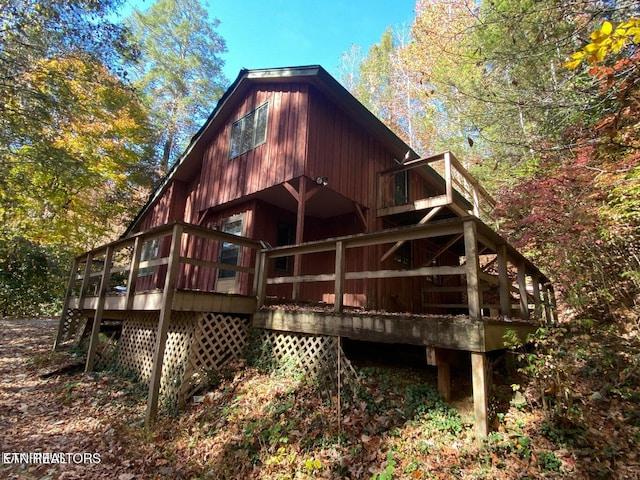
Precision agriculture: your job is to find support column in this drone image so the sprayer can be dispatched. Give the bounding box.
[284,179,320,300]
[471,351,489,438]
[463,220,482,319]
[435,349,451,402]
[146,224,183,426]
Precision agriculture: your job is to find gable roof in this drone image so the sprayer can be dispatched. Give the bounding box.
[124,65,419,237]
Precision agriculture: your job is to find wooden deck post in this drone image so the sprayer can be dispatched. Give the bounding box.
[125,236,143,310]
[541,283,552,324]
[532,274,542,320]
[471,351,489,437]
[78,253,93,307]
[54,256,80,350]
[334,240,345,313]
[85,246,114,373]
[548,286,558,324]
[284,179,319,301]
[496,244,511,317]
[253,248,267,303]
[146,223,183,426]
[435,349,451,402]
[463,220,482,319]
[517,260,530,320]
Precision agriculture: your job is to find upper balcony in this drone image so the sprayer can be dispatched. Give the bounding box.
[377,151,496,226]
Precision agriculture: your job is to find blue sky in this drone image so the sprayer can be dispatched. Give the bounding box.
[120,0,417,81]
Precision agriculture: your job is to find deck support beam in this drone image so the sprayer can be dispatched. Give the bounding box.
[435,349,452,402]
[284,179,320,300]
[463,220,482,319]
[471,351,489,438]
[146,223,183,426]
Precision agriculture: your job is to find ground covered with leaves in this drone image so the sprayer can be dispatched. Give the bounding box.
[1,317,639,479]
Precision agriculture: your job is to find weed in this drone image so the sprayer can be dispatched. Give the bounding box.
[538,450,562,473]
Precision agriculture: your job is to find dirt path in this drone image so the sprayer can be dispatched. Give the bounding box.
[0,318,151,480]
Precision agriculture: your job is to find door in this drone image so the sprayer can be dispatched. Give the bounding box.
[215,214,244,293]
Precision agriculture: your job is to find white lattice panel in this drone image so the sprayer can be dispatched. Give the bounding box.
[180,313,250,403]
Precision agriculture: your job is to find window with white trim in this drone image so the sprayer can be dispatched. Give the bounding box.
[229,102,268,159]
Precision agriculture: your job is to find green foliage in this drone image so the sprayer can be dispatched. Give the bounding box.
[126,0,228,171]
[0,234,70,316]
[0,1,159,316]
[370,452,396,480]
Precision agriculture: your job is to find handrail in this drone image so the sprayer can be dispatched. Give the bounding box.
[64,221,263,304]
[377,151,497,224]
[257,216,554,323]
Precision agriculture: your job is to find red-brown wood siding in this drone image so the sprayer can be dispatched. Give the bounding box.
[197,84,309,212]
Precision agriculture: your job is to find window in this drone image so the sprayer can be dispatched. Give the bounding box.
[394,171,409,205]
[394,241,411,267]
[274,222,295,273]
[139,238,160,277]
[217,215,244,279]
[229,102,269,159]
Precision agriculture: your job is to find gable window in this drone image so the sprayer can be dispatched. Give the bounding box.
[229,102,269,159]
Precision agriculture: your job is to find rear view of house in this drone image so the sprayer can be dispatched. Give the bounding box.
[54,66,556,436]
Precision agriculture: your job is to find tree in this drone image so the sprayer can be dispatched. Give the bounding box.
[126,0,228,172]
[0,1,157,315]
[2,53,156,249]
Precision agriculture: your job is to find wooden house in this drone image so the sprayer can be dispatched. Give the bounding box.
[54,66,556,436]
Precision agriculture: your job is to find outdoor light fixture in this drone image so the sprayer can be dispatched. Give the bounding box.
[315,176,328,186]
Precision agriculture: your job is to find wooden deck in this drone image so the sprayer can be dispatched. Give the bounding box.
[69,290,256,315]
[254,307,536,352]
[55,216,555,436]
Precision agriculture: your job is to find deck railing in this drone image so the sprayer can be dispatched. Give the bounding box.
[54,221,263,350]
[377,151,497,225]
[257,216,556,323]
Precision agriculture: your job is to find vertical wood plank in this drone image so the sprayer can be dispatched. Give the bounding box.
[292,178,306,300]
[496,244,511,317]
[532,274,542,320]
[471,351,489,438]
[146,223,183,426]
[334,241,346,313]
[464,220,482,319]
[125,236,143,310]
[85,246,114,373]
[444,151,453,204]
[517,260,530,320]
[78,253,93,306]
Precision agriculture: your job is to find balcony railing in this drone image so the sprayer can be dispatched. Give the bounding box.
[377,151,497,225]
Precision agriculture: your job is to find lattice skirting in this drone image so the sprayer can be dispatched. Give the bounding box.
[115,311,250,409]
[55,308,87,347]
[254,330,360,405]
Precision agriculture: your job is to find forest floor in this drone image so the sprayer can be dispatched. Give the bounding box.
[0,316,639,479]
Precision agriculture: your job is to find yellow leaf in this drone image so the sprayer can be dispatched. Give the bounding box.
[563,59,582,70]
[601,20,613,35]
[611,38,626,53]
[570,51,586,60]
[595,46,608,62]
